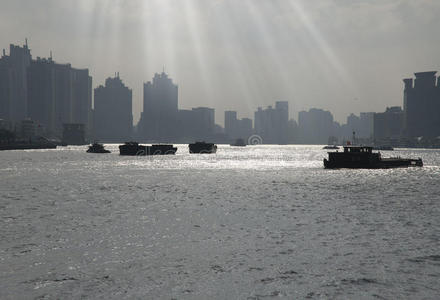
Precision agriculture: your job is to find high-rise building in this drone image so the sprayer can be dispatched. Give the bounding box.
[0,43,31,122]
[94,74,133,141]
[27,57,92,138]
[373,106,404,140]
[298,108,336,144]
[140,72,178,141]
[403,71,440,137]
[224,111,237,138]
[224,111,253,141]
[254,101,289,144]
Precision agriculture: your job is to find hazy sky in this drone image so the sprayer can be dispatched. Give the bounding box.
[1,0,439,125]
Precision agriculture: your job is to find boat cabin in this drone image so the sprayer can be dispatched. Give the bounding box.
[343,146,373,154]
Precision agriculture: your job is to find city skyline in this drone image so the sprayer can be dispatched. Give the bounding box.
[1,0,439,125]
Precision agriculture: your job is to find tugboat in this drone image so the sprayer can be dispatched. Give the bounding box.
[189,141,217,154]
[323,146,423,169]
[119,142,147,156]
[87,142,110,153]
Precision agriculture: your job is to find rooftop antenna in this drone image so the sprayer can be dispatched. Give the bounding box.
[50,50,52,60]
[25,38,28,47]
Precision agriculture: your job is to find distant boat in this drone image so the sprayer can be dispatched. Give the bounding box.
[189,141,217,154]
[324,146,422,169]
[231,138,247,147]
[323,145,339,150]
[119,142,176,156]
[87,142,110,153]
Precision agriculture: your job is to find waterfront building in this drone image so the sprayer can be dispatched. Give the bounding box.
[94,74,133,141]
[403,71,440,137]
[139,72,178,141]
[224,110,253,141]
[254,101,289,144]
[373,106,404,140]
[0,42,31,123]
[298,108,336,144]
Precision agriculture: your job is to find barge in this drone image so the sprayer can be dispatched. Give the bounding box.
[189,141,217,154]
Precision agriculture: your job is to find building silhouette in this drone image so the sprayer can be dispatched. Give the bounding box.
[0,42,92,140]
[254,101,289,144]
[0,43,31,122]
[403,71,440,138]
[27,57,92,138]
[139,72,178,141]
[94,74,133,142]
[340,112,374,140]
[298,108,337,144]
[224,110,253,142]
[373,106,403,140]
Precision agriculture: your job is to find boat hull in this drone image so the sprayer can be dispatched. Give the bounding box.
[119,144,176,156]
[324,158,423,169]
[189,143,217,154]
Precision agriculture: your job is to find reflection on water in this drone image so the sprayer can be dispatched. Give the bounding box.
[1,145,439,299]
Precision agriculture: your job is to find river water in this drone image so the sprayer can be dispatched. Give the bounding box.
[1,145,439,299]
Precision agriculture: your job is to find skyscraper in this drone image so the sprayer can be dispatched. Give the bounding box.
[27,57,92,138]
[403,71,440,137]
[0,43,31,122]
[254,101,289,144]
[94,74,133,141]
[140,72,178,141]
[298,108,335,144]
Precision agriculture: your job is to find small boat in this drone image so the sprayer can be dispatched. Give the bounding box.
[323,145,339,150]
[87,142,110,153]
[230,138,247,147]
[189,141,217,154]
[324,146,422,169]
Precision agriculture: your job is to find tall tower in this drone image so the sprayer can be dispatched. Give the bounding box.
[403,71,440,137]
[94,75,133,141]
[0,43,31,122]
[141,72,178,141]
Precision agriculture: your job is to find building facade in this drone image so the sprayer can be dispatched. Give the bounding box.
[403,71,440,137]
[254,101,289,144]
[140,72,178,141]
[298,108,336,144]
[373,106,404,140]
[0,43,31,123]
[94,74,133,141]
[27,57,92,139]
